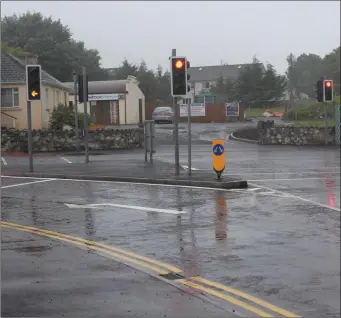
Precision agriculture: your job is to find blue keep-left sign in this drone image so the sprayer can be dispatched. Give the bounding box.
[213,144,224,156]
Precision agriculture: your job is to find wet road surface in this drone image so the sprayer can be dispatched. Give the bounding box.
[1,176,340,317]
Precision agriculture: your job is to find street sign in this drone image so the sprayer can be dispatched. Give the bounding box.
[212,140,225,179]
[226,101,240,116]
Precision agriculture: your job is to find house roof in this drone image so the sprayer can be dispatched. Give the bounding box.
[63,80,127,95]
[188,64,253,82]
[1,52,71,91]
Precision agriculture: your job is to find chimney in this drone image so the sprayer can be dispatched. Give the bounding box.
[23,54,38,65]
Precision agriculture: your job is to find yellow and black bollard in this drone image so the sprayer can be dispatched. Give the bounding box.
[212,140,225,180]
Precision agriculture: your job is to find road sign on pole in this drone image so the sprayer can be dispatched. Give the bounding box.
[212,140,225,180]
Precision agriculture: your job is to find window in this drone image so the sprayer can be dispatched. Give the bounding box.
[64,92,67,106]
[205,82,210,89]
[56,91,60,103]
[1,88,19,107]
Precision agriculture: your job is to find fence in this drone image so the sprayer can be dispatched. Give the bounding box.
[145,103,245,123]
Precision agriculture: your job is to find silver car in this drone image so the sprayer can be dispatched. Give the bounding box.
[152,106,174,123]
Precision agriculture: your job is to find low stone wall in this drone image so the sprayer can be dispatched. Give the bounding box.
[259,126,336,145]
[1,128,142,152]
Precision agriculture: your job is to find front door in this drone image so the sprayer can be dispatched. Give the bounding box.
[94,101,110,125]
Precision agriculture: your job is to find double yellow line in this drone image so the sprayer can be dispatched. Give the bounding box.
[1,221,299,317]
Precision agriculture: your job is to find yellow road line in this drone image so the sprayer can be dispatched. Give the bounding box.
[177,279,273,317]
[1,221,299,317]
[1,223,168,275]
[192,276,300,317]
[1,221,182,274]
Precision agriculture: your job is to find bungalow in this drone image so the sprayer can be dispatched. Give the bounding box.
[1,52,71,129]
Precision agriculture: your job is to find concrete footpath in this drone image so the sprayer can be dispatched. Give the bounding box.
[1,157,248,190]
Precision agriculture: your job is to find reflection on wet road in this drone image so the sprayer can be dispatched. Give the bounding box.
[2,176,340,317]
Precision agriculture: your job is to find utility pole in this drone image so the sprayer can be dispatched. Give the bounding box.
[82,67,89,163]
[172,48,180,175]
[73,71,80,151]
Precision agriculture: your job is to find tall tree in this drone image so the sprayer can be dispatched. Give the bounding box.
[1,12,108,81]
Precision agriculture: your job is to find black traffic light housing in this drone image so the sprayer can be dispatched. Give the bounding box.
[171,56,190,97]
[78,74,89,103]
[316,79,323,102]
[323,80,333,102]
[26,65,41,101]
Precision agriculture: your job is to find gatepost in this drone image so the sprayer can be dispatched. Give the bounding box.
[144,120,156,163]
[212,139,225,180]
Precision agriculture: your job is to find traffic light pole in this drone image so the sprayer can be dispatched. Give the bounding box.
[324,102,328,145]
[172,48,180,175]
[27,101,33,172]
[82,67,89,163]
[73,72,80,151]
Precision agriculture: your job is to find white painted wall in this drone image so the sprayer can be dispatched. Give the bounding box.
[125,76,145,124]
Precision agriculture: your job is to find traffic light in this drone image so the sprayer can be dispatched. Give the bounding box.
[26,65,41,101]
[78,75,89,103]
[171,56,190,97]
[316,79,323,102]
[323,80,333,102]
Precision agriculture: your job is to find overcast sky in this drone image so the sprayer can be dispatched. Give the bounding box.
[2,1,340,74]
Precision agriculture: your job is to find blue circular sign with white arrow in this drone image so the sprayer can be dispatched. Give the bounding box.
[213,144,224,156]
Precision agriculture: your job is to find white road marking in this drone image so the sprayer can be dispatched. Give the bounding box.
[1,157,7,165]
[249,182,340,212]
[65,203,186,215]
[60,156,72,164]
[1,176,50,180]
[248,177,329,182]
[2,175,244,192]
[1,179,56,189]
[181,165,199,171]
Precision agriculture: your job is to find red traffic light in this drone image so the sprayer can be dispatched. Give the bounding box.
[174,59,184,69]
[325,81,332,88]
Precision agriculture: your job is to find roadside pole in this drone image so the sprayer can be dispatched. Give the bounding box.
[73,72,80,151]
[324,101,328,145]
[187,99,192,176]
[172,48,180,175]
[27,100,33,172]
[82,67,89,163]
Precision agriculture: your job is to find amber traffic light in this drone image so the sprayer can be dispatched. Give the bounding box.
[170,57,191,97]
[26,65,41,101]
[323,80,333,102]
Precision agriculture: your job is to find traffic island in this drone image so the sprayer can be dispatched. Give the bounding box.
[2,159,248,190]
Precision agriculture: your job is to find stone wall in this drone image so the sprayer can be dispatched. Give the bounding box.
[259,126,336,145]
[1,128,142,152]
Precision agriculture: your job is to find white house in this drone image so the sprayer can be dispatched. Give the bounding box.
[64,76,145,125]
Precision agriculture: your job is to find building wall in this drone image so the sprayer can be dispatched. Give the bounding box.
[67,94,91,115]
[125,80,145,124]
[1,84,69,130]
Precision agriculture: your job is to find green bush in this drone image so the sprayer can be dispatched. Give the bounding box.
[49,103,92,130]
[284,102,336,121]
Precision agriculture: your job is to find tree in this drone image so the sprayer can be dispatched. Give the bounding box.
[1,12,108,82]
[322,46,340,95]
[234,57,286,105]
[261,64,287,101]
[286,53,298,100]
[286,47,340,98]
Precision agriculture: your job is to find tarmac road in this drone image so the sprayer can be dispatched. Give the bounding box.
[1,175,340,317]
[1,123,340,317]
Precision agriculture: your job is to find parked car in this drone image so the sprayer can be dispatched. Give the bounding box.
[152,106,174,123]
